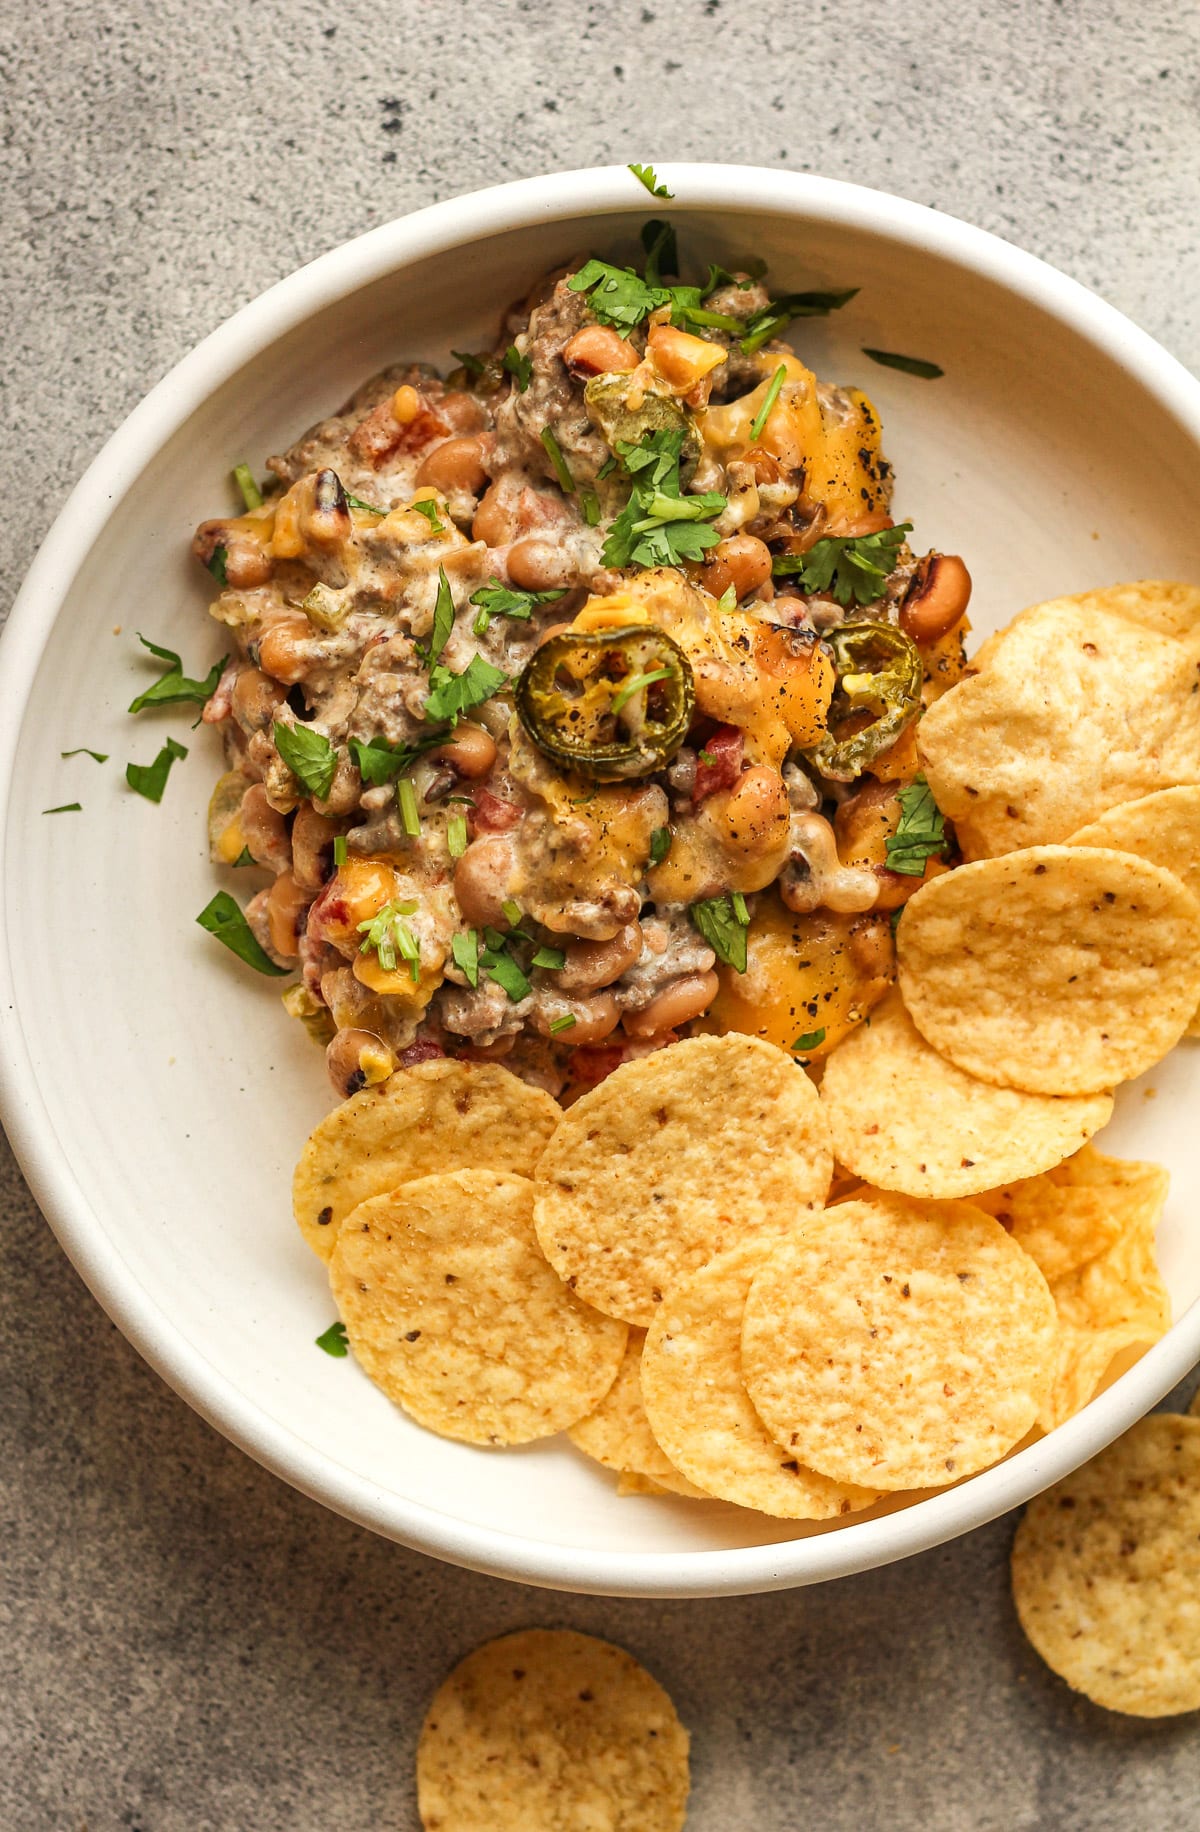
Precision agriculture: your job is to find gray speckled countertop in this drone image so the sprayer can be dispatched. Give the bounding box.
[3,4,1200,1826]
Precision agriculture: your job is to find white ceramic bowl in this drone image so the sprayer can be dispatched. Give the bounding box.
[4,165,1199,1598]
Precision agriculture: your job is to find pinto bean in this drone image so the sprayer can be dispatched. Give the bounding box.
[430,723,497,779]
[232,666,286,734]
[257,615,311,685]
[622,971,720,1038]
[239,784,291,874]
[325,1028,397,1100]
[507,536,574,592]
[472,482,516,546]
[291,802,339,891]
[453,836,516,927]
[900,553,973,645]
[535,993,622,1045]
[700,535,773,603]
[557,923,643,993]
[266,870,311,959]
[562,325,640,377]
[415,434,488,496]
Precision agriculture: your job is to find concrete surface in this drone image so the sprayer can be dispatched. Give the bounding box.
[3,1,1200,1825]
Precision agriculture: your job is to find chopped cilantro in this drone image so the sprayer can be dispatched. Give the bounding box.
[416,566,457,667]
[345,491,387,515]
[501,899,524,928]
[581,487,601,526]
[196,890,289,976]
[128,634,227,715]
[233,846,255,866]
[771,523,912,608]
[315,1321,348,1357]
[531,944,566,970]
[716,584,737,612]
[628,162,673,198]
[357,898,421,979]
[273,721,337,800]
[61,748,108,763]
[540,426,576,494]
[885,774,949,876]
[42,802,82,814]
[446,812,469,858]
[690,892,750,972]
[503,343,533,391]
[480,942,530,1003]
[126,736,187,803]
[549,1013,578,1034]
[349,731,441,784]
[206,546,228,587]
[451,350,486,377]
[232,462,262,512]
[862,347,944,380]
[648,826,671,866]
[566,259,671,332]
[412,498,445,533]
[750,364,787,441]
[333,834,348,868]
[739,287,859,356]
[601,428,726,570]
[423,653,507,724]
[469,578,565,635]
[611,667,673,715]
[451,928,480,988]
[791,1027,826,1053]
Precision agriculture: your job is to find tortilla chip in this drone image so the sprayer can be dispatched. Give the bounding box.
[568,1329,706,1497]
[897,846,1200,1095]
[417,1629,690,1830]
[741,1193,1057,1490]
[1011,1414,1200,1716]
[640,1241,879,1518]
[329,1171,626,1445]
[534,1034,832,1326]
[820,992,1113,1199]
[293,1060,560,1260]
[974,1146,1166,1284]
[918,589,1200,858]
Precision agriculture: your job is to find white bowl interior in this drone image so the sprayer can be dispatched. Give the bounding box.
[6,176,1200,1594]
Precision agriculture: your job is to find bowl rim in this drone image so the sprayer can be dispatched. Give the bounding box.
[3,162,1200,1597]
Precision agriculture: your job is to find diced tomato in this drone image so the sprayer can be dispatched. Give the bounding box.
[401,1037,445,1067]
[471,788,522,832]
[568,1045,627,1087]
[693,724,744,804]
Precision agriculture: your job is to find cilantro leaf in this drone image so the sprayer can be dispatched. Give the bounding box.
[451,928,480,988]
[42,802,82,814]
[601,428,727,570]
[206,546,228,586]
[649,826,671,866]
[128,634,228,715]
[540,426,576,494]
[126,736,187,803]
[469,578,565,635]
[628,162,673,198]
[417,566,457,668]
[503,344,533,391]
[690,893,750,972]
[862,347,944,380]
[315,1321,348,1357]
[273,721,337,799]
[423,654,507,724]
[641,217,679,285]
[348,733,434,785]
[885,774,949,876]
[566,259,672,332]
[739,287,859,355]
[61,748,108,763]
[411,498,445,533]
[771,523,912,608]
[531,944,566,970]
[480,943,530,1003]
[196,890,290,976]
[450,350,486,377]
[791,1027,826,1053]
[345,491,387,515]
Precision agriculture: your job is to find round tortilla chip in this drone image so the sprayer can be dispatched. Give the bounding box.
[568,1329,706,1497]
[416,1629,690,1831]
[819,992,1113,1198]
[741,1194,1057,1490]
[973,1146,1164,1285]
[1067,784,1200,901]
[896,846,1200,1096]
[329,1171,626,1445]
[293,1060,560,1260]
[641,1242,879,1518]
[917,590,1200,859]
[1066,578,1200,646]
[533,1034,833,1326]
[1011,1414,1200,1716]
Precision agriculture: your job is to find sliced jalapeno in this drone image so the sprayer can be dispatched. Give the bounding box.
[805,619,922,781]
[515,624,694,780]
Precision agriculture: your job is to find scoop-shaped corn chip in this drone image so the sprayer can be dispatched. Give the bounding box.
[820,992,1113,1198]
[1011,1414,1200,1716]
[897,846,1200,1095]
[918,589,1200,859]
